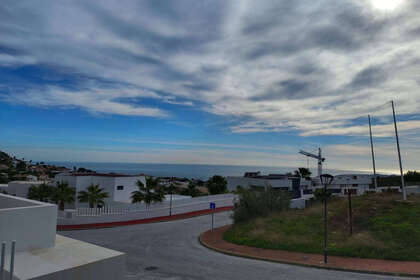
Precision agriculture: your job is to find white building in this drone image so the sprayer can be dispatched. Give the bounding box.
[227,173,302,198]
[3,181,45,197]
[299,174,374,198]
[0,193,125,279]
[55,173,146,208]
[227,172,375,198]
[26,174,38,181]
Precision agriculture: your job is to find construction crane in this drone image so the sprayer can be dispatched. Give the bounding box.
[299,148,325,177]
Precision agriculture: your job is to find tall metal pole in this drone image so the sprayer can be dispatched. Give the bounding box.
[348,190,353,236]
[9,241,15,280]
[0,242,5,280]
[368,115,378,189]
[318,148,322,177]
[391,101,406,200]
[323,182,328,264]
[169,183,173,217]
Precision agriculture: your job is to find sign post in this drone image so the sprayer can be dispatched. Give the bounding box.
[210,202,216,231]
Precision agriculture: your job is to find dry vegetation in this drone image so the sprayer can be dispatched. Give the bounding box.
[225,193,420,261]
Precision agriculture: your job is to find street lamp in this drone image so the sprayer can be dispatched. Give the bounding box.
[320,173,334,264]
[168,182,174,217]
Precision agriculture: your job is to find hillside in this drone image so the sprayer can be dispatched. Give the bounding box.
[0,150,71,183]
[0,150,13,168]
[225,193,420,261]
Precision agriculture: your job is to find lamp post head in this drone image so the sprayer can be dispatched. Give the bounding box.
[320,174,334,185]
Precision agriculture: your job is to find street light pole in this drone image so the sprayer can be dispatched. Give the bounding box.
[348,189,353,236]
[391,101,406,200]
[320,174,333,264]
[169,184,173,217]
[368,115,378,189]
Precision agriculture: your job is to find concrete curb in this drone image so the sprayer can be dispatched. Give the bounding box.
[199,226,420,278]
[57,206,233,231]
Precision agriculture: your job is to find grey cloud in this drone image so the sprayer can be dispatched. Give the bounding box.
[349,66,388,89]
[1,0,420,136]
[251,79,315,101]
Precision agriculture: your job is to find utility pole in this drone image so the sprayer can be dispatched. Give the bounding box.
[347,190,353,236]
[368,115,378,189]
[391,101,406,200]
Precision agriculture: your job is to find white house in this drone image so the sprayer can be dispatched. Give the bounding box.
[55,173,146,208]
[227,172,375,199]
[299,174,375,198]
[227,173,302,198]
[26,174,38,181]
[0,193,125,279]
[4,180,44,197]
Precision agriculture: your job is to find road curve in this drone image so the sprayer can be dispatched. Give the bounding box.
[62,212,413,280]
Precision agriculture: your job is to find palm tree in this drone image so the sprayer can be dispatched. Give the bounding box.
[294,167,312,179]
[78,184,109,208]
[131,177,164,207]
[50,181,75,211]
[27,183,52,202]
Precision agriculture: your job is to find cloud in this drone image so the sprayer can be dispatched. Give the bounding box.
[0,0,420,136]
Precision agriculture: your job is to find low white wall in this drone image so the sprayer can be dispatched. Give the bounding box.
[290,198,306,209]
[0,194,57,253]
[58,194,235,226]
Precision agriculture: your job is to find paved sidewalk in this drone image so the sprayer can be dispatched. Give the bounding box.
[200,225,420,278]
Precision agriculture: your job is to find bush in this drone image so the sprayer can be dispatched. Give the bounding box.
[206,175,227,194]
[313,188,332,202]
[232,187,290,224]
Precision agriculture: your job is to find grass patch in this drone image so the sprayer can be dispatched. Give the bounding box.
[224,193,420,261]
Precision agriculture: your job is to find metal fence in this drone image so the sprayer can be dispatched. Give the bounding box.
[0,240,15,280]
[74,194,235,217]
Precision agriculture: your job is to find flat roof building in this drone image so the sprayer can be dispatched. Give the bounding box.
[55,173,146,208]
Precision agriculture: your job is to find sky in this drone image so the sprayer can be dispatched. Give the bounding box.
[0,0,419,174]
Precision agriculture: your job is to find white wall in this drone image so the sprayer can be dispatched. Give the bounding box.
[58,194,235,226]
[113,176,145,203]
[0,194,57,253]
[55,174,146,207]
[6,181,44,197]
[227,176,292,191]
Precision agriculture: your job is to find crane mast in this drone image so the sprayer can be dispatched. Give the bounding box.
[299,148,325,177]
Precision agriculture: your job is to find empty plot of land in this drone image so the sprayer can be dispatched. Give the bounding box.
[62,212,412,280]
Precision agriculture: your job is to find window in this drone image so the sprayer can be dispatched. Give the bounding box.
[352,184,358,187]
[117,185,124,190]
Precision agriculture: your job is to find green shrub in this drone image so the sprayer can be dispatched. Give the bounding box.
[232,186,290,224]
[313,188,332,202]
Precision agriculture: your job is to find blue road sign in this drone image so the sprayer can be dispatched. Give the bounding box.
[210,202,216,210]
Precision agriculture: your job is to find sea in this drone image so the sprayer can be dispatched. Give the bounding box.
[47,162,369,180]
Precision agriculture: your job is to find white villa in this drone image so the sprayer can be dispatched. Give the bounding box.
[227,172,376,199]
[55,173,146,208]
[0,193,125,279]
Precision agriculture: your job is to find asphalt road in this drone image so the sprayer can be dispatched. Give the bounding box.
[62,212,414,280]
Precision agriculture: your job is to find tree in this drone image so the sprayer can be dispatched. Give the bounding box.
[16,161,26,171]
[181,182,201,197]
[0,174,8,184]
[294,167,312,179]
[131,177,164,207]
[232,186,290,223]
[405,170,420,182]
[206,175,227,195]
[50,181,75,211]
[27,183,52,202]
[78,184,109,208]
